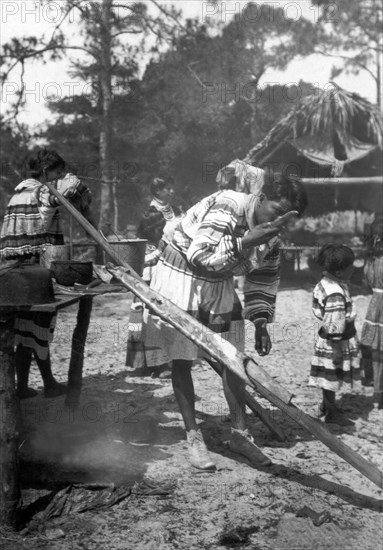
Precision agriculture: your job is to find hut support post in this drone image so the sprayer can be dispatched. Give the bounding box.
[0,315,20,528]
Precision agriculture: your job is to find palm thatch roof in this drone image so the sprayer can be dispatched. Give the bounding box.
[245,84,382,175]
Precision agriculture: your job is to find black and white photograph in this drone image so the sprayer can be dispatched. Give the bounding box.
[0,1,382,548]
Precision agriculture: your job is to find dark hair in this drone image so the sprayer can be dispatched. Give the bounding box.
[150,177,171,197]
[217,166,237,191]
[363,215,383,258]
[136,207,166,243]
[262,173,308,217]
[27,149,66,178]
[317,244,355,274]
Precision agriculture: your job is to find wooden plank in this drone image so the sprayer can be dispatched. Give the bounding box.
[244,375,383,490]
[109,265,383,489]
[108,266,293,405]
[205,358,286,442]
[0,296,80,314]
[45,181,383,489]
[43,181,142,279]
[301,176,382,185]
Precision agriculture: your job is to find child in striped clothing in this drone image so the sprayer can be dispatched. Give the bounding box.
[309,244,361,426]
[126,207,168,377]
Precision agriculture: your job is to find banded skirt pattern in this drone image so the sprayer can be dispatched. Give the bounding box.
[14,312,57,360]
[139,244,244,368]
[309,335,361,392]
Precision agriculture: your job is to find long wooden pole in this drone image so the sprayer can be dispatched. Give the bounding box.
[44,181,142,280]
[109,265,383,489]
[205,358,286,442]
[45,181,383,489]
[301,176,382,185]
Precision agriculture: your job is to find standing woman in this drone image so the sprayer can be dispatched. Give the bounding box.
[360,217,383,409]
[1,149,67,398]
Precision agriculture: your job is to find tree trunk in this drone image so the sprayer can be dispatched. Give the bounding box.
[98,0,114,232]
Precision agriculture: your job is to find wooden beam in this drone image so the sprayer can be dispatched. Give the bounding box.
[301,176,382,185]
[108,265,383,489]
[45,181,383,489]
[43,181,142,280]
[205,358,286,442]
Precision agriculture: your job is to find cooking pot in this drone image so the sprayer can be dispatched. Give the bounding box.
[50,260,93,286]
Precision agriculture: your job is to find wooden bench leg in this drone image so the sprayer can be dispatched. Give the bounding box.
[0,316,20,529]
[65,296,93,408]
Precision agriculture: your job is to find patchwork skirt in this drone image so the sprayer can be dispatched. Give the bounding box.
[14,312,57,360]
[309,333,361,392]
[134,244,244,368]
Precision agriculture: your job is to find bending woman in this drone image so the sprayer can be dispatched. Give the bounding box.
[141,173,308,469]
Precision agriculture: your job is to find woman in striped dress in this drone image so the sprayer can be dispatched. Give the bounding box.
[1,149,67,399]
[142,174,307,470]
[360,218,383,409]
[309,244,361,425]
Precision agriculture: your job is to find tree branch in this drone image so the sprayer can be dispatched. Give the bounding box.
[314,48,378,83]
[149,0,193,36]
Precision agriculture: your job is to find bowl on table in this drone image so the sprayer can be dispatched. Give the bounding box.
[50,260,93,286]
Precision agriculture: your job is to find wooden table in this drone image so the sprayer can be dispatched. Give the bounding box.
[0,284,127,528]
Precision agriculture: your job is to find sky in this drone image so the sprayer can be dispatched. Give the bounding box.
[0,0,377,129]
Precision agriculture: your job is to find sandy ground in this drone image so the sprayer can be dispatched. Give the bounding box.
[1,275,383,550]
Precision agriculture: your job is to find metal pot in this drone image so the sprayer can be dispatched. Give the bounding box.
[50,260,93,286]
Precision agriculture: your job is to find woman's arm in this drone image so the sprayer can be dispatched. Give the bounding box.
[186,197,244,271]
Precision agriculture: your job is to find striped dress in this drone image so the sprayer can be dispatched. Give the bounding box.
[140,190,280,366]
[360,257,383,392]
[0,179,64,257]
[309,275,361,392]
[0,179,63,360]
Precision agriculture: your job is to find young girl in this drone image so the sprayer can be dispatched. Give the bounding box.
[126,207,168,377]
[150,177,184,243]
[309,244,361,425]
[360,217,383,409]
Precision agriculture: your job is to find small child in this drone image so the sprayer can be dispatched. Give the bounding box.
[150,177,184,242]
[126,208,168,377]
[360,216,383,409]
[136,207,167,285]
[309,244,361,426]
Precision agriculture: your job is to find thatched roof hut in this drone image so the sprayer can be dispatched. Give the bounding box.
[245,83,382,177]
[244,84,383,215]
